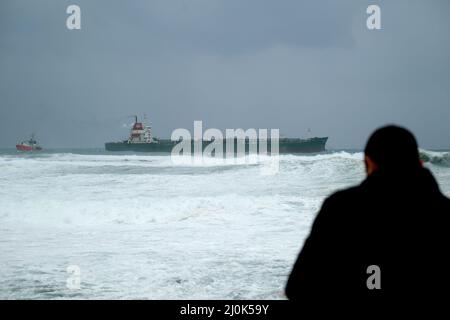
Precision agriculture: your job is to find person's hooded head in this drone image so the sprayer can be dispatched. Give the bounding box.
[364,125,422,175]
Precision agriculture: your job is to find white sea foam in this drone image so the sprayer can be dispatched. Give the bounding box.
[420,149,450,167]
[0,150,448,299]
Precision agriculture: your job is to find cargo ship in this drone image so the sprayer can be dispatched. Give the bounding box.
[105,117,328,154]
[16,134,42,152]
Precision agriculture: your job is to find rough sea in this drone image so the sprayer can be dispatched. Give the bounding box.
[1,149,449,299]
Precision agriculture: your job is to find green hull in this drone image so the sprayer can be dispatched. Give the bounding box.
[105,137,328,154]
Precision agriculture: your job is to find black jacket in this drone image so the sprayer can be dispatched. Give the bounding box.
[286,167,450,303]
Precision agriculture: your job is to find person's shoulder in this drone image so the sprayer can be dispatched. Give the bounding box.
[324,185,362,206]
[438,192,450,210]
[312,186,363,229]
[317,185,364,219]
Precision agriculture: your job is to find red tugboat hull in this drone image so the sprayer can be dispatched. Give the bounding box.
[16,144,42,152]
[16,144,33,151]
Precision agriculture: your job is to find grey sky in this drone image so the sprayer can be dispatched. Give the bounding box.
[1,0,449,148]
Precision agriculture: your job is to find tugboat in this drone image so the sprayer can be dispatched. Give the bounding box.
[105,116,328,154]
[16,134,42,152]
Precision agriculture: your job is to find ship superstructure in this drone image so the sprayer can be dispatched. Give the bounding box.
[127,116,153,144]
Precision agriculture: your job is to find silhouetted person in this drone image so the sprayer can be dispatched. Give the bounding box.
[286,125,450,304]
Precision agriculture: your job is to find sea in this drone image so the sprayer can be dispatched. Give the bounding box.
[1,149,449,299]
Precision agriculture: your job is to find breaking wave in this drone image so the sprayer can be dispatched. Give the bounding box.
[0,150,365,227]
[420,150,450,167]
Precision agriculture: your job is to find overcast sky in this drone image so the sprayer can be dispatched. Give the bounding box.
[1,0,449,149]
